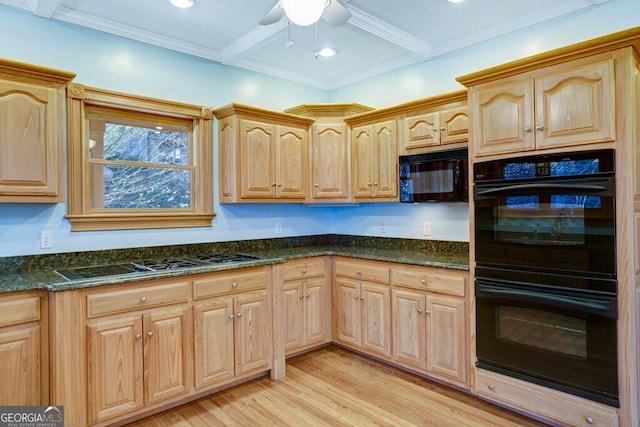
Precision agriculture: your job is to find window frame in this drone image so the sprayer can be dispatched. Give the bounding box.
[66,83,215,231]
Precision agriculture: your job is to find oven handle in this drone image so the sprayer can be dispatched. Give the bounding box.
[475,180,613,198]
[476,282,617,318]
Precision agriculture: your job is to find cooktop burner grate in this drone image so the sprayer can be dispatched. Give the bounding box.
[192,253,260,264]
[134,258,202,270]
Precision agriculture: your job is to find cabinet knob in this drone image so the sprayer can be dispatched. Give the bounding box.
[367,182,372,187]
[232,282,238,288]
[237,312,243,318]
[228,314,234,319]
[524,126,531,133]
[373,182,378,186]
[360,296,365,301]
[306,294,310,299]
[278,183,282,187]
[147,331,154,338]
[421,279,427,285]
[314,183,319,187]
[300,295,305,299]
[425,310,431,315]
[536,125,544,131]
[302,268,307,274]
[440,127,445,131]
[135,333,142,340]
[585,417,594,425]
[354,295,359,299]
[488,384,495,391]
[140,296,147,303]
[417,309,423,314]
[356,270,361,275]
[432,128,438,132]
[272,182,277,186]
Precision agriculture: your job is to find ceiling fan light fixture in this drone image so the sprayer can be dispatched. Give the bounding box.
[282,0,326,26]
[446,0,465,3]
[169,0,194,8]
[317,47,336,57]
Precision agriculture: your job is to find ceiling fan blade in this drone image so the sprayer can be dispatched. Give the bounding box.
[259,1,285,25]
[321,0,351,26]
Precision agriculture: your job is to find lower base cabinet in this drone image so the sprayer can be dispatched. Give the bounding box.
[86,287,191,424]
[0,291,47,406]
[193,268,272,390]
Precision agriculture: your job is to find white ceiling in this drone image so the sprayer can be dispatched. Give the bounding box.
[0,0,612,89]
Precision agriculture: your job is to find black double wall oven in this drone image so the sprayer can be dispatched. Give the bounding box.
[473,149,618,407]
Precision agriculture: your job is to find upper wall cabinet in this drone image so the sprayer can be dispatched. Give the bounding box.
[403,106,468,153]
[285,104,374,204]
[0,59,74,203]
[214,104,314,203]
[461,53,616,157]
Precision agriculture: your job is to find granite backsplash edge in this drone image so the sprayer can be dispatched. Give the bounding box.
[0,234,469,273]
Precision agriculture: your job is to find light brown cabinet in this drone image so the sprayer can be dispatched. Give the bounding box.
[391,265,467,386]
[193,267,272,390]
[282,258,330,355]
[310,122,351,201]
[351,120,398,201]
[214,104,314,203]
[403,106,468,152]
[0,59,74,202]
[333,258,392,357]
[0,291,48,405]
[86,282,191,424]
[468,53,615,157]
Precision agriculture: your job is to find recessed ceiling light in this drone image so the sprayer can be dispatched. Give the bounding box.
[447,0,464,3]
[316,48,336,58]
[170,0,194,8]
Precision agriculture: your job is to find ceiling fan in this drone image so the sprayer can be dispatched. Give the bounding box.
[259,0,352,27]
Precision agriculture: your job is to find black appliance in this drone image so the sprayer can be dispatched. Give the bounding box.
[399,148,468,202]
[473,148,619,407]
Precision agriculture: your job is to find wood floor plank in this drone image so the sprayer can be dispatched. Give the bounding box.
[127,346,549,427]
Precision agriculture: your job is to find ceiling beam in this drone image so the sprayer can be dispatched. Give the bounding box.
[31,0,64,18]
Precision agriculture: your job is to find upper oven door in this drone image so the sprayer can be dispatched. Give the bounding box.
[474,176,616,277]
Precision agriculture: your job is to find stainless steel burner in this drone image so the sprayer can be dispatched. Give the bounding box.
[191,253,260,264]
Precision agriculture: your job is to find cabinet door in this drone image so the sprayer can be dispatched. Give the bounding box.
[0,80,60,200]
[143,306,190,404]
[352,125,374,198]
[240,119,275,198]
[373,120,398,198]
[234,291,271,376]
[0,326,40,405]
[472,79,535,156]
[303,277,329,347]
[333,278,361,347]
[535,58,615,149]
[392,288,426,370]
[440,106,469,145]
[361,282,392,357]
[426,294,465,383]
[283,282,304,353]
[311,123,350,201]
[87,315,144,424]
[218,116,237,202]
[404,112,440,150]
[277,124,307,199]
[194,297,235,389]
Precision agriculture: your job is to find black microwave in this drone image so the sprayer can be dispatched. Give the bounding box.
[399,148,468,202]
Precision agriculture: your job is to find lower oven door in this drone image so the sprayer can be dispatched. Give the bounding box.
[476,278,618,406]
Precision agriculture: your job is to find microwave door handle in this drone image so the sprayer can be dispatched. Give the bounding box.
[475,182,609,197]
[477,285,617,318]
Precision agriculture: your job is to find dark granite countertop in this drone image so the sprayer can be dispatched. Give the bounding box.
[0,235,469,294]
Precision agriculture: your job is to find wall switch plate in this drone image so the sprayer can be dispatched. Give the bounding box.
[423,222,431,236]
[275,223,282,234]
[380,223,387,233]
[40,230,53,248]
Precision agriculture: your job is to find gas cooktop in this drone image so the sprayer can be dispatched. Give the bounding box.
[54,253,261,281]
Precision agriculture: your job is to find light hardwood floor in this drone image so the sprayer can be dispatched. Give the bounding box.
[127,346,548,427]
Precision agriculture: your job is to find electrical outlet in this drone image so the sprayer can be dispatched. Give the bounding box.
[380,223,387,233]
[423,222,431,236]
[40,230,53,248]
[275,222,282,234]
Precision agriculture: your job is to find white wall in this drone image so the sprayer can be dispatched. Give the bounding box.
[0,1,638,256]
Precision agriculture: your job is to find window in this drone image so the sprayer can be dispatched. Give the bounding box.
[66,84,215,231]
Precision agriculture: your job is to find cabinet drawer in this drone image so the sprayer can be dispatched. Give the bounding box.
[475,369,618,427]
[391,265,465,296]
[0,296,40,327]
[282,258,325,281]
[194,267,267,299]
[334,258,389,284]
[87,281,190,318]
